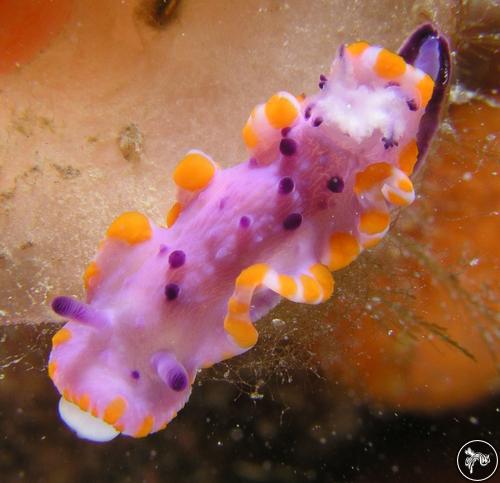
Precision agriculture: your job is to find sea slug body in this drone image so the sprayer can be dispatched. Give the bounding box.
[48,24,450,441]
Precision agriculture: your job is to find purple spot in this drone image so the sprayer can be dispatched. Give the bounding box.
[407,99,418,111]
[278,177,294,194]
[304,105,313,119]
[385,81,400,88]
[131,370,140,380]
[165,283,180,301]
[319,81,326,89]
[320,74,327,82]
[158,244,169,256]
[218,197,227,210]
[313,117,323,127]
[279,138,297,156]
[239,215,251,228]
[168,370,187,392]
[327,176,344,193]
[281,126,291,137]
[382,137,398,149]
[248,157,258,168]
[168,250,185,268]
[283,213,302,230]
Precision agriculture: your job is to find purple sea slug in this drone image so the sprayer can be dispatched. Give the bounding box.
[49,24,450,441]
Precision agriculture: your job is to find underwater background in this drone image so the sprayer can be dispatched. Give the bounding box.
[0,1,498,481]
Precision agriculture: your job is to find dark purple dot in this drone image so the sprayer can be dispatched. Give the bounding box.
[168,250,185,268]
[248,157,258,168]
[327,176,344,193]
[239,215,251,228]
[165,283,180,300]
[279,138,297,156]
[168,370,187,392]
[381,137,398,149]
[385,81,400,88]
[281,126,291,137]
[278,177,294,194]
[304,105,313,119]
[318,81,326,89]
[313,117,323,127]
[320,74,327,82]
[158,244,168,256]
[283,213,302,230]
[218,197,227,210]
[131,370,140,380]
[407,99,418,111]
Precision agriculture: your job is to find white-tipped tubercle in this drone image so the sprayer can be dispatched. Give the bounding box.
[58,397,119,442]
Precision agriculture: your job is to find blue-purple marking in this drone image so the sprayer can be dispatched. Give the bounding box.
[165,283,180,301]
[168,250,186,268]
[279,138,297,156]
[278,177,294,194]
[283,213,302,230]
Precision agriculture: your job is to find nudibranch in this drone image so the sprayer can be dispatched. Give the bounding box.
[48,24,450,441]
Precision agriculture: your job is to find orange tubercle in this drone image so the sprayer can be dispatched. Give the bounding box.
[236,263,269,287]
[134,415,154,438]
[299,275,321,303]
[52,328,72,347]
[327,232,360,271]
[83,261,100,291]
[278,274,297,298]
[103,397,127,425]
[166,201,182,228]
[77,394,91,412]
[374,49,407,79]
[242,122,258,149]
[416,74,434,108]
[346,41,370,57]
[227,297,248,314]
[359,211,390,235]
[48,361,58,379]
[107,212,152,245]
[172,152,216,191]
[309,264,335,300]
[354,162,393,194]
[264,93,299,129]
[398,140,418,175]
[224,316,258,348]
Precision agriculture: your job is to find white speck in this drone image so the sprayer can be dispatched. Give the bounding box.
[469,258,480,266]
[469,416,479,425]
[462,171,473,181]
[388,329,394,336]
[272,318,286,327]
[215,246,230,260]
[391,465,399,473]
